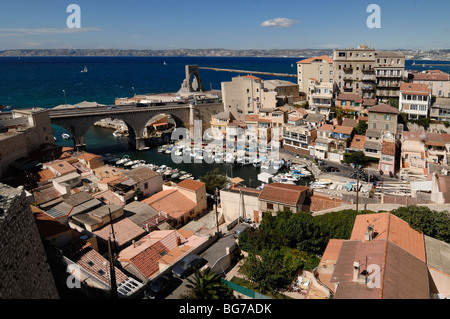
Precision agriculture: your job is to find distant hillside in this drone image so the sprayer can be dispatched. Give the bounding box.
[0,48,333,58]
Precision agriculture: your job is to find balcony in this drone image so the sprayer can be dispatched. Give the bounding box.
[343,67,353,73]
[343,86,353,91]
[362,76,376,81]
[377,82,399,88]
[362,85,374,91]
[376,72,402,78]
[362,68,375,73]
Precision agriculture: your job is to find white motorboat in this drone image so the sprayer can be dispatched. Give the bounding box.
[62,133,70,139]
[125,159,140,167]
[116,155,130,165]
[252,158,261,168]
[112,130,122,138]
[225,153,235,164]
[273,160,283,171]
[261,160,271,170]
[179,173,192,180]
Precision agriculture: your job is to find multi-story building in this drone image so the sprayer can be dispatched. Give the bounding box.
[210,111,231,140]
[367,103,400,139]
[297,55,334,95]
[0,108,55,177]
[221,75,276,121]
[307,79,333,120]
[333,45,376,98]
[411,70,450,98]
[430,98,450,122]
[374,51,406,103]
[399,83,432,119]
[379,140,400,176]
[264,79,301,106]
[221,76,299,121]
[282,122,317,156]
[401,131,426,175]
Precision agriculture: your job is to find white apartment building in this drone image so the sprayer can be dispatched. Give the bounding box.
[399,83,432,119]
[307,79,333,120]
[297,55,334,95]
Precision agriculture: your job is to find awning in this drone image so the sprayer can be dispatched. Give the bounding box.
[230,177,244,184]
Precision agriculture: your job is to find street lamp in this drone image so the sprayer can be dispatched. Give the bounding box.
[132,87,136,105]
[63,90,68,107]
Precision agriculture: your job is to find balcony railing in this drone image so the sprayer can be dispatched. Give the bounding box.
[362,68,375,73]
[343,67,353,73]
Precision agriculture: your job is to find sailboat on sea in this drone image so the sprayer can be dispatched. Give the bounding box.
[81,65,88,73]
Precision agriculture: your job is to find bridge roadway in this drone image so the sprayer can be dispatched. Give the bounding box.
[199,66,297,78]
[48,102,191,118]
[49,101,224,150]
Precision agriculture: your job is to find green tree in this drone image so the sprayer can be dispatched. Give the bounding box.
[355,120,368,135]
[344,151,369,166]
[391,206,450,243]
[240,248,302,293]
[184,269,235,299]
[199,168,228,194]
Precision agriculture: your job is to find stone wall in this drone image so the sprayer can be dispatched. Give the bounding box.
[0,183,59,299]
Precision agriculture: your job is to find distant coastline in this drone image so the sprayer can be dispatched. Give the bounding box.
[1,48,449,61]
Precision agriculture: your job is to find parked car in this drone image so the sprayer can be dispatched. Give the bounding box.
[171,254,206,279]
[322,166,340,172]
[234,223,252,239]
[144,275,176,299]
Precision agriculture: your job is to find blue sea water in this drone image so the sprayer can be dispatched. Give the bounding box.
[1,56,449,187]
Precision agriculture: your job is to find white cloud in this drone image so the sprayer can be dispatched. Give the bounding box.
[0,27,102,35]
[318,43,342,49]
[260,18,300,28]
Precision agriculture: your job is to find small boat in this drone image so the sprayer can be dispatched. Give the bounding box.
[225,153,235,164]
[113,130,122,138]
[81,65,88,73]
[261,160,271,170]
[116,155,130,165]
[165,147,173,154]
[163,61,167,65]
[171,172,180,179]
[62,133,70,140]
[273,160,283,171]
[179,173,192,180]
[125,159,140,167]
[252,158,261,168]
[157,145,169,153]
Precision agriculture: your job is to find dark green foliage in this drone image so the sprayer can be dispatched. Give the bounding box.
[355,120,368,135]
[391,206,450,243]
[184,268,235,299]
[199,168,228,195]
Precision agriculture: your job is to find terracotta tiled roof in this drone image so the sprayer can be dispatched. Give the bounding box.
[142,189,197,219]
[258,183,308,206]
[78,152,102,161]
[245,115,259,122]
[129,241,169,278]
[382,141,396,156]
[350,213,426,262]
[342,118,359,128]
[320,239,344,267]
[33,206,74,239]
[177,179,205,192]
[413,70,450,81]
[368,103,400,114]
[318,124,334,132]
[336,93,363,103]
[332,125,354,135]
[125,166,159,183]
[350,135,366,150]
[400,83,432,95]
[157,245,193,265]
[37,169,55,182]
[47,160,77,175]
[243,75,261,80]
[93,217,146,248]
[297,55,333,64]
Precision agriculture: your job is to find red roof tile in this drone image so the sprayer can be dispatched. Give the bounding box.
[297,55,333,64]
[177,179,205,192]
[400,83,432,95]
[259,183,308,206]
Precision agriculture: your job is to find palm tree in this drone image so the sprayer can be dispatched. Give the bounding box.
[185,269,235,299]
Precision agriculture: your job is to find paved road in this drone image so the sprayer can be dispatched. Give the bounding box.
[165,227,238,299]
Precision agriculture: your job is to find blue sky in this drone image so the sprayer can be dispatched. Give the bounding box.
[0,0,449,50]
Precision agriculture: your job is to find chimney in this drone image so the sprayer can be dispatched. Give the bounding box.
[365,224,374,241]
[132,240,136,248]
[353,262,361,282]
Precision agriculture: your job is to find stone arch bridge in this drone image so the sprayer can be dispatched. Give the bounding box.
[49,102,223,150]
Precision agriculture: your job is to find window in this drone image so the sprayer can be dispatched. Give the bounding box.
[267,203,274,210]
[144,182,148,189]
[385,124,390,130]
[373,123,377,129]
[373,113,377,119]
[384,114,391,121]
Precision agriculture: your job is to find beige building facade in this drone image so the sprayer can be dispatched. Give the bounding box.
[297,55,334,94]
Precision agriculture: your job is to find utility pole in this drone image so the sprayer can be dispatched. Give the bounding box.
[215,188,220,238]
[356,173,360,212]
[108,236,118,299]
